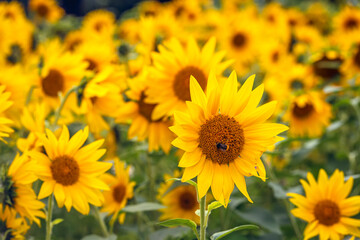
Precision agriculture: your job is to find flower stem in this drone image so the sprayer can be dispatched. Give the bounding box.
[45,194,54,240]
[94,207,109,238]
[53,86,78,128]
[199,195,207,240]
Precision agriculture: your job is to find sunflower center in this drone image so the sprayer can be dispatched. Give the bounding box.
[292,103,314,119]
[36,4,50,18]
[344,17,358,31]
[94,22,105,32]
[4,11,15,20]
[85,58,98,72]
[112,184,126,203]
[313,56,342,80]
[179,190,197,210]
[50,155,80,186]
[173,66,207,101]
[353,45,360,68]
[232,33,247,48]
[314,200,340,226]
[41,69,65,97]
[138,91,160,121]
[199,115,244,165]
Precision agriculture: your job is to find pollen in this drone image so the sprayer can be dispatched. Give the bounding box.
[173,66,207,101]
[41,69,65,97]
[314,200,340,226]
[50,155,80,186]
[199,115,245,165]
[112,184,126,203]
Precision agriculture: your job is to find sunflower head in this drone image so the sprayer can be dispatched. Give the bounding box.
[170,71,288,206]
[101,158,135,224]
[288,169,360,239]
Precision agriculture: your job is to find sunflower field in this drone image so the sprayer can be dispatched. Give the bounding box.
[1,0,360,239]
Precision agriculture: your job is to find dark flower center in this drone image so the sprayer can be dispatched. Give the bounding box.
[232,33,247,48]
[353,44,360,68]
[50,155,80,186]
[85,58,98,72]
[344,17,359,31]
[313,56,342,80]
[173,66,207,102]
[314,200,340,226]
[179,190,197,210]
[112,184,126,203]
[199,115,244,165]
[41,69,65,97]
[292,103,314,119]
[36,4,50,18]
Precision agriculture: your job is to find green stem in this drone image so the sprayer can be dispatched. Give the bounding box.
[45,194,54,240]
[264,160,302,240]
[94,207,109,238]
[53,86,78,128]
[199,195,207,240]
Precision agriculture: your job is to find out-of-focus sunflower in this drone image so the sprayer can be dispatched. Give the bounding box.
[157,170,211,224]
[285,8,306,29]
[81,65,126,135]
[74,39,119,74]
[283,92,332,137]
[170,72,288,206]
[100,158,135,224]
[3,153,45,225]
[146,37,232,119]
[292,25,324,56]
[138,0,164,18]
[34,39,88,109]
[305,2,331,34]
[117,70,174,154]
[288,169,360,239]
[29,126,112,215]
[82,9,116,38]
[0,206,29,240]
[29,0,64,23]
[341,42,360,85]
[0,86,13,141]
[333,6,360,48]
[218,9,259,75]
[64,30,87,52]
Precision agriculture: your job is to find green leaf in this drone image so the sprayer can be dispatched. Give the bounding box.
[81,234,117,240]
[51,218,64,226]
[167,178,197,188]
[210,225,259,240]
[235,207,281,234]
[207,201,224,212]
[121,202,165,213]
[158,218,198,238]
[268,182,287,199]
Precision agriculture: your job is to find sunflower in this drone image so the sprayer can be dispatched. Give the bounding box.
[28,0,64,23]
[116,70,174,154]
[157,170,211,224]
[333,6,360,47]
[82,9,116,38]
[3,153,45,225]
[0,206,29,240]
[100,158,135,224]
[0,85,13,141]
[305,2,331,34]
[170,71,289,206]
[288,169,360,239]
[217,8,259,75]
[146,37,232,119]
[29,125,112,215]
[34,39,88,110]
[283,92,332,138]
[340,41,360,85]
